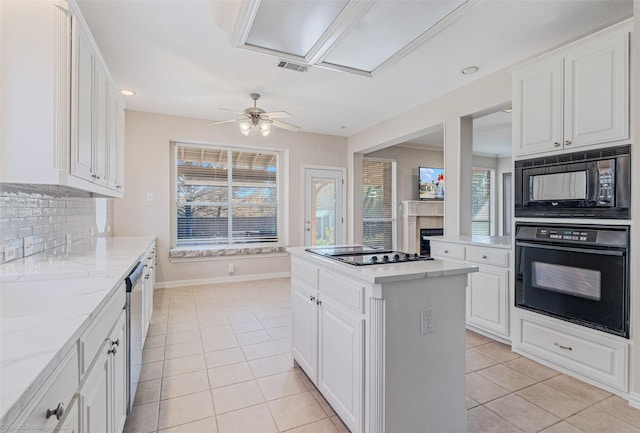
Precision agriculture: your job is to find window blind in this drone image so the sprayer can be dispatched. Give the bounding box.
[472,169,493,236]
[176,144,278,246]
[362,158,395,249]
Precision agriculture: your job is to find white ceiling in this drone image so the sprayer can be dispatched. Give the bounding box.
[77,0,632,139]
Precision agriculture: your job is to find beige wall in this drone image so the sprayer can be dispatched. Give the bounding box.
[347,69,512,242]
[114,110,347,285]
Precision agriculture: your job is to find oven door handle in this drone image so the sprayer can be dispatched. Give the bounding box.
[516,241,625,257]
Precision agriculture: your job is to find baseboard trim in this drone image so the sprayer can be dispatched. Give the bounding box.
[155,272,291,289]
[628,392,640,409]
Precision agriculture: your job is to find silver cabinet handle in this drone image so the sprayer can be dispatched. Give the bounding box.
[554,342,572,351]
[554,142,561,147]
[564,140,572,146]
[482,255,488,259]
[46,402,64,420]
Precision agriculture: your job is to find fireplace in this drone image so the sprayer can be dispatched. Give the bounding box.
[420,228,444,256]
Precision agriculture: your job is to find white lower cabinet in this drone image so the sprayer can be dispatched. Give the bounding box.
[291,279,318,381]
[467,264,509,337]
[317,297,363,432]
[291,259,364,433]
[513,310,628,392]
[80,309,126,433]
[431,240,511,340]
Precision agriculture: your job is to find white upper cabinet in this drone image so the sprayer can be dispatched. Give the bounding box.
[0,0,125,197]
[513,20,630,157]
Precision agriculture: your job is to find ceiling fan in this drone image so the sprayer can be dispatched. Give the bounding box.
[208,93,299,137]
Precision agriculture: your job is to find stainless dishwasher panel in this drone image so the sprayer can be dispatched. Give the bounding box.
[125,261,144,414]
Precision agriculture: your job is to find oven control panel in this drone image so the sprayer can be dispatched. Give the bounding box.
[536,228,597,243]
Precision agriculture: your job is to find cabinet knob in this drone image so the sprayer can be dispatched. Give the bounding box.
[116,185,122,189]
[91,173,98,179]
[309,295,316,302]
[108,345,118,355]
[306,228,311,232]
[46,402,64,420]
[553,142,561,147]
[482,255,488,259]
[316,299,322,305]
[444,250,449,254]
[111,338,120,347]
[564,140,572,146]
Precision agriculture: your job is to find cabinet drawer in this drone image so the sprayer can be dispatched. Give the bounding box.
[319,270,364,313]
[292,257,319,290]
[519,316,628,391]
[80,286,125,375]
[466,246,509,267]
[13,348,79,433]
[431,243,465,261]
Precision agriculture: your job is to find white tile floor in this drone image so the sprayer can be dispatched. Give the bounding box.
[125,278,640,433]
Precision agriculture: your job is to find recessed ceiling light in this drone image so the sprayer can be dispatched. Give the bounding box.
[461,66,479,75]
[119,89,136,96]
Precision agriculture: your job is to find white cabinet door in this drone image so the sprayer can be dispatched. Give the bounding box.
[467,266,509,337]
[72,18,94,182]
[564,31,629,148]
[291,282,318,382]
[111,311,127,433]
[80,310,127,433]
[513,56,564,156]
[318,298,363,433]
[93,61,108,186]
[81,340,111,433]
[107,85,118,189]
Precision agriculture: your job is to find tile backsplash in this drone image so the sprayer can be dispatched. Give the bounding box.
[0,184,113,264]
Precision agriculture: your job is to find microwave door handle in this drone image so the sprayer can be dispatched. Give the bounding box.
[516,241,624,257]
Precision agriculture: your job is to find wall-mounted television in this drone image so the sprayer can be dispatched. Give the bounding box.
[419,167,445,200]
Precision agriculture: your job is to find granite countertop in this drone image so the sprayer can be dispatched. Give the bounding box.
[424,235,513,249]
[288,247,478,284]
[0,236,155,425]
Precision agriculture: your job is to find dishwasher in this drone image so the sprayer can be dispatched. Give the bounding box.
[125,261,145,414]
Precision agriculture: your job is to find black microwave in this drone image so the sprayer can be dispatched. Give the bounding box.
[515,145,630,219]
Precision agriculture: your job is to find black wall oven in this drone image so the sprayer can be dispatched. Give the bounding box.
[514,145,630,218]
[515,223,630,338]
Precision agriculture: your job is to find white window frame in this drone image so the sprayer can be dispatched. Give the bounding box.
[471,167,496,236]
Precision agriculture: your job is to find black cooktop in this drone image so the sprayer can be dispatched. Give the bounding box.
[305,246,433,266]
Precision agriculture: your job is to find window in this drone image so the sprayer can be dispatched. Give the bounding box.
[362,158,395,249]
[175,143,279,246]
[472,168,496,236]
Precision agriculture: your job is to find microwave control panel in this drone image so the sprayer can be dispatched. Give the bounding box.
[596,160,615,205]
[535,228,598,243]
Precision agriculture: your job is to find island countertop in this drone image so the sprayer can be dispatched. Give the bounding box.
[0,236,155,426]
[287,246,478,284]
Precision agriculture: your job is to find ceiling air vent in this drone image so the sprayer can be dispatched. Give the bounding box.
[277,60,308,73]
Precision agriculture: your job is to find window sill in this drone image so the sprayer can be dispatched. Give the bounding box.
[169,244,288,261]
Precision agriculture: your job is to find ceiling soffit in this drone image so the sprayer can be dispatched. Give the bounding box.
[216,0,473,76]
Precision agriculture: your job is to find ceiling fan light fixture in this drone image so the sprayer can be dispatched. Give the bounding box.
[239,119,252,136]
[259,120,271,137]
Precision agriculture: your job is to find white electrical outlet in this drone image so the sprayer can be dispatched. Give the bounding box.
[23,236,34,256]
[228,263,235,275]
[4,246,17,262]
[421,308,433,335]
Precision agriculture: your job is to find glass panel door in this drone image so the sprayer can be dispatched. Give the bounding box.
[304,169,344,246]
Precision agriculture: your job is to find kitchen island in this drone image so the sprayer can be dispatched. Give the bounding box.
[288,247,478,433]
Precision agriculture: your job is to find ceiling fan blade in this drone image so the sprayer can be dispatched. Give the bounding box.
[271,119,300,132]
[207,118,241,126]
[218,107,247,115]
[261,111,291,119]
